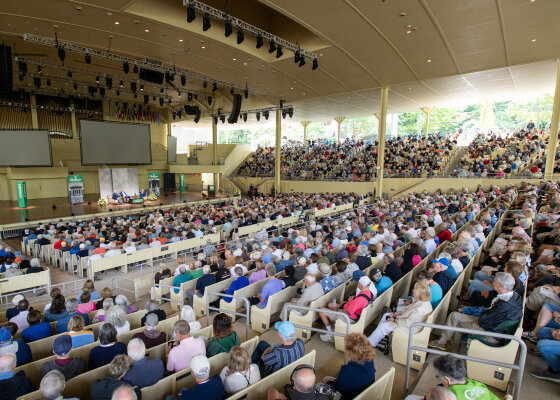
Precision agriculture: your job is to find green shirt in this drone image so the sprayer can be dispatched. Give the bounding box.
[449,379,500,400]
[206,331,240,357]
[190,269,204,280]
[172,273,192,294]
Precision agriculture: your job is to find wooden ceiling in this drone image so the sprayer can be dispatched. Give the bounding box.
[1,0,558,122]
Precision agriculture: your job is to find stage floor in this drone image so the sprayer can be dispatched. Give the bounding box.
[0,191,228,225]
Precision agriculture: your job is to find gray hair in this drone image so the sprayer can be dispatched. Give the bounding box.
[30,258,41,268]
[115,294,130,308]
[234,266,243,276]
[427,386,457,400]
[495,272,515,291]
[202,265,211,274]
[103,298,114,310]
[40,370,66,400]
[111,384,137,400]
[145,312,159,328]
[106,306,127,328]
[127,338,146,362]
[145,300,158,312]
[179,266,187,274]
[65,298,79,313]
[357,244,369,257]
[265,264,276,277]
[173,319,191,336]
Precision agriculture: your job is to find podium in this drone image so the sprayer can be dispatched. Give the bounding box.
[208,184,216,198]
[68,175,84,204]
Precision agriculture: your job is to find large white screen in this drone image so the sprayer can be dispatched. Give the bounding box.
[80,120,151,165]
[0,130,52,166]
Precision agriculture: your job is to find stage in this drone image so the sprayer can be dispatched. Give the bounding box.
[0,190,229,225]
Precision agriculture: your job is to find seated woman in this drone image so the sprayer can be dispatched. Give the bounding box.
[206,313,240,357]
[323,333,375,400]
[219,346,261,395]
[95,287,114,310]
[249,260,267,284]
[93,298,114,323]
[88,323,127,370]
[154,262,171,284]
[67,315,94,349]
[367,282,432,347]
[78,279,100,303]
[105,305,130,335]
[21,310,52,343]
[44,295,68,322]
[114,294,135,314]
[77,292,97,314]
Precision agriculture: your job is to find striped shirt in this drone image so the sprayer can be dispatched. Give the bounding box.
[263,339,305,374]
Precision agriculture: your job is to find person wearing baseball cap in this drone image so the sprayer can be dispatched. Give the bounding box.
[369,268,393,296]
[318,274,374,342]
[178,355,224,399]
[251,321,305,377]
[40,334,85,381]
[5,294,25,320]
[430,257,454,295]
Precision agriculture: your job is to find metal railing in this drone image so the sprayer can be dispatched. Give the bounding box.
[0,278,88,309]
[205,291,251,340]
[281,304,352,339]
[404,322,527,400]
[111,276,140,304]
[151,283,184,308]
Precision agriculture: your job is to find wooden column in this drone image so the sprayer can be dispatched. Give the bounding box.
[275,107,282,194]
[376,88,389,199]
[301,120,310,143]
[545,60,560,179]
[420,107,436,136]
[334,116,345,142]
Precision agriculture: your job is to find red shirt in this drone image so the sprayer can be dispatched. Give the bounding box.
[344,289,372,320]
[437,229,453,243]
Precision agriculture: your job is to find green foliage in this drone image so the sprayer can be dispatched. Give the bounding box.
[340,117,377,140]
[398,112,422,136]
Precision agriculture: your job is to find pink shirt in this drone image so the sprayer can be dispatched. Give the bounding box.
[77,302,96,314]
[249,269,266,284]
[167,336,206,372]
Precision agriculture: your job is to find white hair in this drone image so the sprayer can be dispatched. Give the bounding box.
[127,338,146,362]
[111,385,137,400]
[30,258,41,268]
[40,370,65,400]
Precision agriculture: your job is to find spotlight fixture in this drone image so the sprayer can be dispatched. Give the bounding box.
[134,93,138,99]
[177,90,181,97]
[57,47,66,64]
[152,96,156,101]
[46,79,51,86]
[84,53,91,64]
[203,81,208,88]
[186,2,196,22]
[144,94,149,104]
[299,57,306,67]
[131,82,137,92]
[312,58,318,70]
[237,29,244,44]
[256,112,260,121]
[220,114,226,123]
[207,95,213,105]
[99,87,106,98]
[37,65,42,73]
[212,82,217,92]
[123,61,129,74]
[140,84,144,91]
[187,92,193,101]
[159,97,164,106]
[18,61,27,76]
[181,74,186,86]
[230,87,234,95]
[294,50,301,63]
[160,87,164,93]
[105,77,112,89]
[202,13,211,31]
[263,111,269,120]
[288,107,294,118]
[244,84,248,99]
[96,76,100,84]
[33,77,41,89]
[224,20,233,37]
[269,39,276,53]
[120,80,124,88]
[116,89,120,96]
[276,45,283,58]
[256,34,263,49]
[133,63,138,74]
[67,70,72,78]
[242,113,247,122]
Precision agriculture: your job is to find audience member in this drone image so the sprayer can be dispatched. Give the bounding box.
[178,355,225,399]
[122,338,164,388]
[67,315,94,348]
[219,346,261,395]
[207,313,240,357]
[88,323,127,370]
[41,334,86,380]
[21,309,52,343]
[132,313,166,349]
[40,370,79,400]
[166,320,206,373]
[0,353,36,400]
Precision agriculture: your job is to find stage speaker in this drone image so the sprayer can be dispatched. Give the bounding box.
[227,94,242,124]
[0,45,13,97]
[163,173,176,190]
[139,68,164,84]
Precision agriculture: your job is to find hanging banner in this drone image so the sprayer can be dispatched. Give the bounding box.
[148,172,160,196]
[68,175,84,204]
[180,174,185,193]
[17,181,27,208]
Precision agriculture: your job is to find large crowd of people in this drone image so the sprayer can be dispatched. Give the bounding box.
[237,134,456,181]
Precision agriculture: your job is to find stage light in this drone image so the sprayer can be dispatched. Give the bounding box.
[294,50,300,63]
[187,2,196,22]
[85,53,91,64]
[282,109,287,119]
[57,47,66,64]
[33,77,41,89]
[230,87,234,95]
[18,61,27,76]
[288,107,294,118]
[237,29,244,44]
[140,84,144,91]
[123,61,129,74]
[46,79,51,86]
[244,84,248,99]
[312,58,319,70]
[212,82,217,92]
[37,65,42,73]
[67,70,72,78]
[202,14,211,31]
[220,114,226,123]
[133,63,138,74]
[116,89,120,96]
[120,80,124,88]
[106,77,112,89]
[181,74,186,86]
[256,112,260,121]
[280,100,285,108]
[160,87,164,93]
[73,83,78,90]
[269,39,276,53]
[224,20,233,37]
[134,93,138,99]
[144,94,149,104]
[276,45,283,58]
[256,34,263,49]
[207,96,213,105]
[99,87,105,98]
[299,57,306,67]
[159,97,164,106]
[263,111,269,120]
[187,92,193,101]
[203,80,208,89]
[243,113,247,122]
[152,96,156,101]
[96,76,100,84]
[131,82,137,92]
[177,90,181,97]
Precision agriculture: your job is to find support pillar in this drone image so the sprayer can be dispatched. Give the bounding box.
[102,100,111,121]
[212,116,220,191]
[334,117,345,142]
[376,88,389,199]
[479,100,495,131]
[301,121,310,144]
[30,93,38,129]
[275,108,282,194]
[420,107,436,136]
[545,60,560,179]
[70,110,78,141]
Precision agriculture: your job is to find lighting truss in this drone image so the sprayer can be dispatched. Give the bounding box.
[211,104,294,118]
[182,0,318,62]
[23,33,259,94]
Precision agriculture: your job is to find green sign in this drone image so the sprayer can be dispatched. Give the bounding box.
[180,174,185,193]
[17,181,27,208]
[131,198,144,203]
[148,172,160,180]
[68,175,83,183]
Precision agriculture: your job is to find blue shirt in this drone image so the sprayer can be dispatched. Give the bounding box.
[14,338,31,367]
[69,331,94,348]
[196,274,217,295]
[224,276,249,303]
[330,360,376,400]
[429,283,443,308]
[259,278,285,307]
[375,276,393,295]
[274,259,293,273]
[262,253,273,264]
[447,266,457,280]
[21,322,52,343]
[179,375,224,400]
[320,275,338,293]
[56,312,90,333]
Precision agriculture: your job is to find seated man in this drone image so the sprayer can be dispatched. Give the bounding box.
[0,324,32,367]
[268,363,329,400]
[432,354,498,400]
[0,353,36,400]
[140,300,166,326]
[223,266,249,303]
[285,273,324,316]
[41,334,86,381]
[56,298,90,334]
[319,276,373,342]
[430,272,522,351]
[370,268,392,295]
[166,320,206,373]
[178,355,225,399]
[112,190,123,205]
[21,310,52,343]
[430,257,454,295]
[172,266,191,294]
[250,265,284,308]
[187,265,216,306]
[132,313,167,349]
[119,189,130,203]
[139,188,147,198]
[122,338,164,388]
[251,321,305,377]
[40,370,74,400]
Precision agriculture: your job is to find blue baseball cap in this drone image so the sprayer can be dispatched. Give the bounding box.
[274,321,295,338]
[352,270,364,281]
[430,257,449,268]
[0,327,12,346]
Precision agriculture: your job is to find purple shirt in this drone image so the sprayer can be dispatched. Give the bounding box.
[259,278,285,307]
[249,269,266,284]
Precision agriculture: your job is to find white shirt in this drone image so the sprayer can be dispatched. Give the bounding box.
[230,264,248,277]
[87,254,102,268]
[104,249,122,258]
[306,263,318,274]
[220,364,261,395]
[115,321,130,335]
[124,246,136,254]
[451,259,464,276]
[433,215,442,226]
[425,239,437,254]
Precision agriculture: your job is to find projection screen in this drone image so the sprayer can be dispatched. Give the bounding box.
[80,120,152,165]
[0,130,52,166]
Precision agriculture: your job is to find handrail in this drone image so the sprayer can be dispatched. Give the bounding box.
[205,291,250,340]
[404,322,527,400]
[111,276,139,303]
[281,304,352,339]
[151,283,185,308]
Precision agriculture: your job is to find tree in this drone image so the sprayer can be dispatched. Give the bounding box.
[398,112,422,136]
